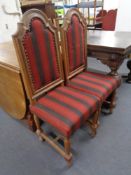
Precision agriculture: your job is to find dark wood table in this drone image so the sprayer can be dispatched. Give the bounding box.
[87,30,131,77]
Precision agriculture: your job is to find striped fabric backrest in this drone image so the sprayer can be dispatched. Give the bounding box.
[13,9,64,99]
[22,17,60,91]
[62,9,87,75]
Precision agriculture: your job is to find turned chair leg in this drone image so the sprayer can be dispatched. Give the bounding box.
[64,138,72,167]
[102,90,116,114]
[34,115,44,141]
[109,91,116,114]
[33,115,73,166]
[87,108,101,137]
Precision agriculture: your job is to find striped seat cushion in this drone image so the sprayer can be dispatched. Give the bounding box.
[69,71,121,101]
[30,86,100,138]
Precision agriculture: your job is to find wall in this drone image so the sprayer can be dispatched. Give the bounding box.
[104,0,131,31]
[104,0,119,10]
[115,0,131,31]
[0,0,21,42]
[0,0,131,38]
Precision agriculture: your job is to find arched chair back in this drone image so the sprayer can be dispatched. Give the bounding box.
[12,9,101,165]
[102,9,117,31]
[61,8,87,81]
[61,8,120,115]
[13,9,64,102]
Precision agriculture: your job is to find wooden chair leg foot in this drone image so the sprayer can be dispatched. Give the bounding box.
[36,129,45,142]
[102,89,117,115]
[88,124,97,137]
[64,138,73,166]
[65,157,73,167]
[87,108,100,137]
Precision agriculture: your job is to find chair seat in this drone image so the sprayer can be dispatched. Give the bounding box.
[30,86,100,137]
[69,71,121,101]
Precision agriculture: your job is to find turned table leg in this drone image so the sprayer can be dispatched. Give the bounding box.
[126,60,131,83]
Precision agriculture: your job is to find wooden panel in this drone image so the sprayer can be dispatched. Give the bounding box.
[0,41,26,119]
[0,41,19,69]
[21,2,57,19]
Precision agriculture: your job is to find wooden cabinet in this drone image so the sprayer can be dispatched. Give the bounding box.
[0,41,26,119]
[20,1,57,19]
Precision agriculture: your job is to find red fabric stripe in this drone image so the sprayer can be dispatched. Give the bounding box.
[86,71,120,86]
[79,73,114,89]
[30,86,99,137]
[80,24,85,64]
[73,16,81,68]
[85,71,121,88]
[48,89,92,113]
[67,25,74,71]
[38,97,82,129]
[46,92,89,122]
[47,29,60,79]
[67,15,86,72]
[30,105,71,137]
[71,77,108,94]
[32,19,52,84]
[56,86,98,106]
[69,83,104,101]
[23,33,41,90]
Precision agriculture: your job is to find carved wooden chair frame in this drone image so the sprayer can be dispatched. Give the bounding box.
[61,8,87,82]
[13,9,73,166]
[61,8,117,114]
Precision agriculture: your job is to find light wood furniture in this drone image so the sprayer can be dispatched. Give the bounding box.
[13,9,72,166]
[0,41,26,119]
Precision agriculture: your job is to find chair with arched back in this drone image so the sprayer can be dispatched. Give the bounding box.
[102,9,117,31]
[13,9,101,166]
[61,8,121,114]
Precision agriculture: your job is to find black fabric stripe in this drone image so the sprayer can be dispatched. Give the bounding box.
[55,88,93,114]
[36,103,73,128]
[83,72,115,84]
[77,76,111,91]
[67,87,100,108]
[56,88,91,106]
[56,88,99,111]
[46,95,83,116]
[71,16,77,69]
[65,86,99,101]
[70,81,104,95]
[46,95,83,120]
[31,32,45,85]
[43,28,56,81]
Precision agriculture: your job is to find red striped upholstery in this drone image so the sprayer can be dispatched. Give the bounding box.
[69,71,121,101]
[30,86,100,137]
[23,18,60,91]
[67,15,86,72]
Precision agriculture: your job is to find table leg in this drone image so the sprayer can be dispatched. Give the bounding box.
[97,54,124,76]
[88,51,124,77]
[126,60,131,83]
